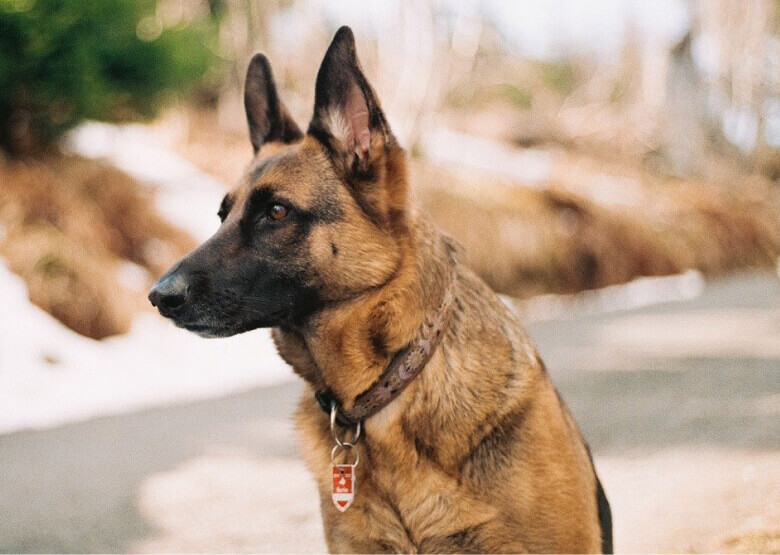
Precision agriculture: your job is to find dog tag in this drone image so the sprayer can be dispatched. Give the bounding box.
[332,464,356,512]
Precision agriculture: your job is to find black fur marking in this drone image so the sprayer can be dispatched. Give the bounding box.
[347,180,387,227]
[387,207,408,232]
[349,156,379,183]
[583,442,613,554]
[369,328,387,358]
[421,523,484,552]
[240,187,274,239]
[413,435,436,461]
[460,408,527,485]
[596,473,613,554]
[556,388,613,553]
[399,417,437,463]
[284,283,324,327]
[331,242,338,256]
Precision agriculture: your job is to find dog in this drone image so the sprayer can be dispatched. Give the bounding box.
[149,26,612,554]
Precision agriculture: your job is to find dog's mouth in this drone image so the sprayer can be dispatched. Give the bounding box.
[167,316,252,338]
[172,319,229,338]
[160,301,284,338]
[162,309,245,338]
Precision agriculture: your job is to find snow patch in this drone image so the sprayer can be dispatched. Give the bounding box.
[0,263,295,434]
[421,127,554,187]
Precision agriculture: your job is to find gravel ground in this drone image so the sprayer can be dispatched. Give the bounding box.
[1,271,777,553]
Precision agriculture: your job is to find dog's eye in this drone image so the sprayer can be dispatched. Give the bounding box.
[267,203,288,221]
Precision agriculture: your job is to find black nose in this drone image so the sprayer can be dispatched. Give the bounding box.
[149,273,189,312]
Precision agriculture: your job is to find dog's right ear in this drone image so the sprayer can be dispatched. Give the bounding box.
[244,53,303,153]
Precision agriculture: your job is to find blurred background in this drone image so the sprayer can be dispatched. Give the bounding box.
[0,0,778,553]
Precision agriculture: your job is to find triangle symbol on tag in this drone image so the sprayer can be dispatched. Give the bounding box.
[337,500,348,507]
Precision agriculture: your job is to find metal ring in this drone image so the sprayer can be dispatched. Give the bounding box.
[330,401,361,447]
[330,442,360,467]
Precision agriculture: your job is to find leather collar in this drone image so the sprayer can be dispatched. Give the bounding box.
[316,275,456,427]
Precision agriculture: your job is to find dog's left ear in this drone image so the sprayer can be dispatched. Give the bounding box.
[245,53,303,153]
[308,26,395,175]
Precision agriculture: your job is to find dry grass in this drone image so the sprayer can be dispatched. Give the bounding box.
[0,154,195,339]
[416,162,780,297]
[718,529,780,554]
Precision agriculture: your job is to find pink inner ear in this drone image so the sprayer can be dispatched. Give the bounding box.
[345,85,371,158]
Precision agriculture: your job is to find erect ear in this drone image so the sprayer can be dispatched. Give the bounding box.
[308,26,394,173]
[244,53,303,153]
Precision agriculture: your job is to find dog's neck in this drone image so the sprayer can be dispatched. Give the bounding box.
[274,218,458,415]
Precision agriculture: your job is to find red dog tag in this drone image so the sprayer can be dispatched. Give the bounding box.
[332,464,356,512]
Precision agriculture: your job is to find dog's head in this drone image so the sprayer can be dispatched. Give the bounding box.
[149,27,408,337]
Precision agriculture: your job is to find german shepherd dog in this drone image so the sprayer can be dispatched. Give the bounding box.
[150,26,612,554]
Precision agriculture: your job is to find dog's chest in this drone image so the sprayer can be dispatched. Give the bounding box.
[307,426,497,552]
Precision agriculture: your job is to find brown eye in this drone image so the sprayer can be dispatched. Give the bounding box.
[267,203,288,221]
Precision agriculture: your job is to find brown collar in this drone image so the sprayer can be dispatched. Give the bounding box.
[315,276,456,427]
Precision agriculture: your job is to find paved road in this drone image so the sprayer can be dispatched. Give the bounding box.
[1,272,778,553]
